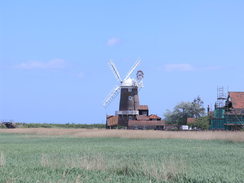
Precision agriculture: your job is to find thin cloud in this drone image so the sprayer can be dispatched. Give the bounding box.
[164,64,195,72]
[16,59,66,70]
[106,37,121,46]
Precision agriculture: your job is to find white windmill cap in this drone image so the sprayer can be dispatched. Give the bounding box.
[121,78,134,87]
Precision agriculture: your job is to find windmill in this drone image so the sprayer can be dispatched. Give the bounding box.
[103,60,144,126]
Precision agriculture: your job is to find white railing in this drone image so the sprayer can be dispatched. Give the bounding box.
[116,110,139,115]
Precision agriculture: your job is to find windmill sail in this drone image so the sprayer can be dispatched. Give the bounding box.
[109,61,122,83]
[123,60,141,82]
[103,86,120,107]
[103,59,143,110]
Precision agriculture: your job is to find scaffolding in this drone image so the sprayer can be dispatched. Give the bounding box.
[215,87,226,108]
[225,112,244,129]
[210,108,225,130]
[210,88,244,130]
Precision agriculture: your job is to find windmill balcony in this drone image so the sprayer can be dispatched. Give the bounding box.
[116,110,139,115]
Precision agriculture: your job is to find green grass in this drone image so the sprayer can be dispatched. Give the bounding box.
[0,133,244,183]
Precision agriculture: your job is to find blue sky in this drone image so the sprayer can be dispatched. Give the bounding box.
[0,0,244,123]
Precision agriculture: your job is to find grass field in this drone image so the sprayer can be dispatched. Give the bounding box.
[0,129,244,183]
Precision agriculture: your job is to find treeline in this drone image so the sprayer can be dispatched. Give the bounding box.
[10,123,106,129]
[164,96,210,130]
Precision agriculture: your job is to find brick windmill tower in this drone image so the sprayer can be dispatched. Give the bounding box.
[103,60,144,127]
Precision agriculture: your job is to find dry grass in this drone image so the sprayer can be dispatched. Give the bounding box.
[38,153,185,182]
[0,128,244,142]
[0,152,6,167]
[40,153,106,171]
[39,153,105,183]
[140,158,186,181]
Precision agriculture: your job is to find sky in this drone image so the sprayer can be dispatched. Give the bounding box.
[0,0,244,124]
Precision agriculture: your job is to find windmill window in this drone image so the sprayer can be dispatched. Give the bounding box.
[128,96,133,101]
[128,88,132,92]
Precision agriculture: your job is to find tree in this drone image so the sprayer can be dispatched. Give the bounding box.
[164,96,205,127]
[189,116,210,130]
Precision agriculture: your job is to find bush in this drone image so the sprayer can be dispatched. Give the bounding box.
[189,116,210,130]
[0,123,6,129]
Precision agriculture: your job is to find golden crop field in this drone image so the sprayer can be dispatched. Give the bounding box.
[0,128,244,142]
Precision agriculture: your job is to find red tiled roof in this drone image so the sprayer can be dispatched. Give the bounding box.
[229,92,244,109]
[106,115,114,119]
[149,114,161,120]
[137,105,149,110]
